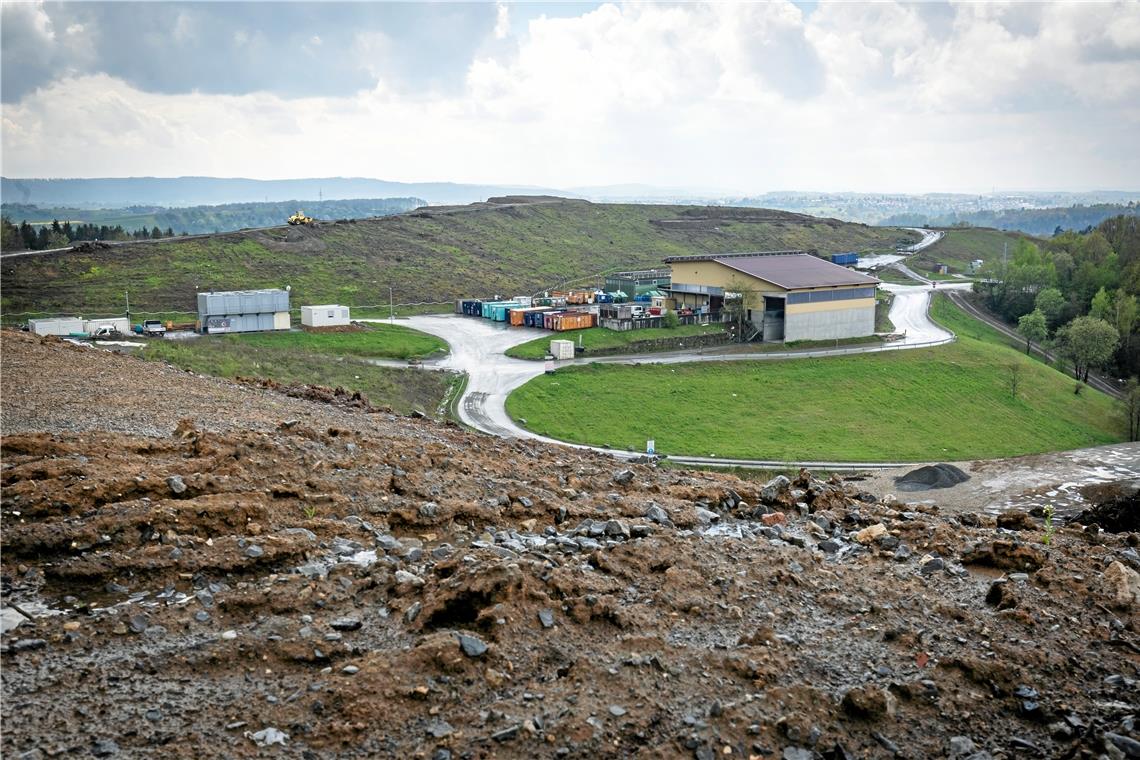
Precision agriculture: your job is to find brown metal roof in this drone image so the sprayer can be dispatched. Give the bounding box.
[702,253,879,290]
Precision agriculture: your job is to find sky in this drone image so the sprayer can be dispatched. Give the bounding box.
[2,1,1139,194]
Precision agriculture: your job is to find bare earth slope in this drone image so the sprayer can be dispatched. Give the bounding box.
[2,332,1139,759]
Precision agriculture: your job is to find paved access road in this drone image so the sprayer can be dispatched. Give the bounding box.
[364,278,968,468]
[902,227,945,252]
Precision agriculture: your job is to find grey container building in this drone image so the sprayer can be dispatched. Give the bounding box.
[197,289,291,334]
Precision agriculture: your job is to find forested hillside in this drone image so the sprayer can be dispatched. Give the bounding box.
[882,202,1138,236]
[973,214,1140,378]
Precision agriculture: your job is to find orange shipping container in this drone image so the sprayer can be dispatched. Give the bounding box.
[553,312,595,331]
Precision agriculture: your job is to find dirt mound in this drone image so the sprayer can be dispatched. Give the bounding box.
[1071,481,1140,532]
[895,463,970,491]
[486,195,579,205]
[3,335,1140,759]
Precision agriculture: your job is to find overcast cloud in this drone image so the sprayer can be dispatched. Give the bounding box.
[2,1,1138,193]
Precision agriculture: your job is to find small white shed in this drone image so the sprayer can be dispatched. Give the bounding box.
[302,305,351,327]
[550,339,575,360]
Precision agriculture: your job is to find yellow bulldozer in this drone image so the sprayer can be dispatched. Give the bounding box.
[288,211,316,226]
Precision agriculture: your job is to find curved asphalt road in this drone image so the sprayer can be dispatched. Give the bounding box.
[363,269,970,469]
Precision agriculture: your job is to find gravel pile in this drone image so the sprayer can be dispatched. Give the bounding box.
[894,463,970,491]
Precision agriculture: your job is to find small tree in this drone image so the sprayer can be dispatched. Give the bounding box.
[1056,316,1120,382]
[1017,309,1047,355]
[1122,378,1140,442]
[661,309,680,329]
[1006,363,1022,399]
[1115,292,1137,353]
[1090,287,1114,322]
[1034,287,1065,327]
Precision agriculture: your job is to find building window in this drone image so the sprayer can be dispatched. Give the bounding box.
[787,287,874,304]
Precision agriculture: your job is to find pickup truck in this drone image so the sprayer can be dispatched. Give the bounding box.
[134,320,167,337]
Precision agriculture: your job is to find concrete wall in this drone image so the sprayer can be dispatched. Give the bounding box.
[785,303,875,341]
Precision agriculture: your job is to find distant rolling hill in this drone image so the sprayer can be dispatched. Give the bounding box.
[0,176,576,208]
[0,197,918,317]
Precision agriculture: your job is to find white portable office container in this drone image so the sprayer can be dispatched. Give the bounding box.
[28,317,85,336]
[301,305,350,327]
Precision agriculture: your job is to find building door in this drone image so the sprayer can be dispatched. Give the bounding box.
[762,296,785,342]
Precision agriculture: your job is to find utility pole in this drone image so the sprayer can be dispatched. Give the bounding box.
[389,287,394,323]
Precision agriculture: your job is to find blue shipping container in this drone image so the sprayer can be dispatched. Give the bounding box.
[830,252,859,266]
[524,309,553,327]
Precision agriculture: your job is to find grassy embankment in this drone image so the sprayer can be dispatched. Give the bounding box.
[2,200,916,322]
[507,324,890,360]
[143,324,457,417]
[875,291,894,332]
[505,323,726,360]
[912,227,1037,275]
[506,298,1121,461]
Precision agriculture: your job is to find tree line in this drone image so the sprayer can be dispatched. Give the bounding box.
[971,214,1140,437]
[1,197,424,241]
[883,202,1138,237]
[0,217,180,251]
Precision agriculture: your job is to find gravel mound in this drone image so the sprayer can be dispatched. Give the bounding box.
[894,463,970,491]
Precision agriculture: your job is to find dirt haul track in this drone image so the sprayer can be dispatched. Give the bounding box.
[2,331,1139,759]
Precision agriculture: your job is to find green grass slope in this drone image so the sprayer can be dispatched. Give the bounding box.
[506,300,1121,461]
[505,323,725,360]
[2,199,916,318]
[234,323,447,361]
[142,325,455,416]
[914,227,1037,273]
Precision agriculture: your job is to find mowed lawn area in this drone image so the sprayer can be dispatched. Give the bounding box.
[143,324,455,416]
[506,301,1122,461]
[232,323,447,360]
[506,323,725,360]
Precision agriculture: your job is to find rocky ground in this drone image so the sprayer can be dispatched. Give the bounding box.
[2,330,1139,759]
